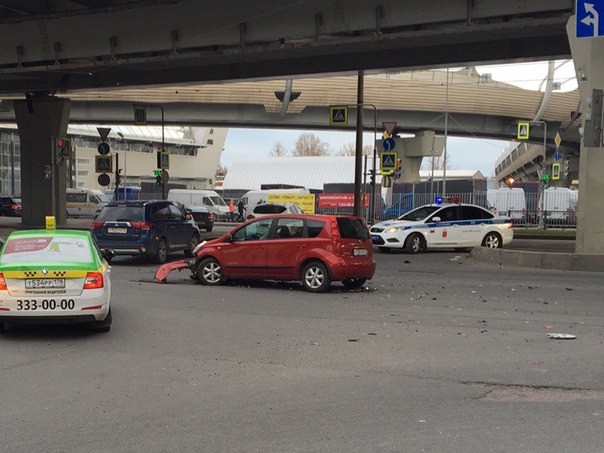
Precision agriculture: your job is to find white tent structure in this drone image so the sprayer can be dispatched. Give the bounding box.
[223,156,485,191]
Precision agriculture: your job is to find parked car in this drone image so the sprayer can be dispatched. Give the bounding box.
[66,188,111,217]
[0,229,112,332]
[247,203,303,219]
[0,196,21,217]
[370,198,514,253]
[155,214,376,292]
[92,200,201,263]
[186,205,215,232]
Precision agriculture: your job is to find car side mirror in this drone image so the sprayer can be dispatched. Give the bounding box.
[102,249,117,261]
[432,216,441,223]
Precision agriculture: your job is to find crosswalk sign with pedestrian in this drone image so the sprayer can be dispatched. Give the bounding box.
[329,106,348,126]
[517,122,530,140]
[380,152,397,175]
[95,155,112,173]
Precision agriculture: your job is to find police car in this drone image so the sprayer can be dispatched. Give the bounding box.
[370,198,513,253]
[0,230,113,332]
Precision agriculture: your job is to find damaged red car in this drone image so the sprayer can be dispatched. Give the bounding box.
[155,214,375,292]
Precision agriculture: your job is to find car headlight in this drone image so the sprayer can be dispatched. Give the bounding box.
[385,226,404,233]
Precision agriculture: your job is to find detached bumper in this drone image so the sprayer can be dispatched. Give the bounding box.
[155,259,193,282]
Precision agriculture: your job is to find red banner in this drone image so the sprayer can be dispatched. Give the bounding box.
[318,193,369,208]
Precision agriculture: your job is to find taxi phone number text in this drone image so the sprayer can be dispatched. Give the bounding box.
[16,299,75,311]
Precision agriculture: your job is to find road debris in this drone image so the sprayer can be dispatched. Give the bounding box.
[547,333,577,340]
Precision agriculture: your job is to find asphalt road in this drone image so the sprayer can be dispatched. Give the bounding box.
[0,227,603,452]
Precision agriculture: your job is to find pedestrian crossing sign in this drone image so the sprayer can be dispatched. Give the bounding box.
[329,106,348,126]
[517,122,530,140]
[380,152,397,175]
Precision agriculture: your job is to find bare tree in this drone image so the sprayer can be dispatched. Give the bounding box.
[335,143,373,156]
[292,133,330,156]
[421,154,452,171]
[268,141,288,158]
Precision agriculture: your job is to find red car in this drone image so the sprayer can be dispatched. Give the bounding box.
[155,214,376,292]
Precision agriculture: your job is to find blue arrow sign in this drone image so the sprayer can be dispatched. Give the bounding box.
[577,0,604,38]
[383,138,396,151]
[554,149,561,162]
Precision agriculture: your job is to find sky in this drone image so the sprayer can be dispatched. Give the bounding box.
[220,60,576,178]
[222,128,508,178]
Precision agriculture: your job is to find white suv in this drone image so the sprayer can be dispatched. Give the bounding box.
[370,199,513,253]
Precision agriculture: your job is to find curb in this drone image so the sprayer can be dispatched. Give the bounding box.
[471,247,604,272]
[514,234,575,241]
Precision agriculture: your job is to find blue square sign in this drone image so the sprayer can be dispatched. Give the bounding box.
[576,0,604,38]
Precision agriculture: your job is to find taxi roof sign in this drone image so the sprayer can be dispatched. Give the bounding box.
[517,122,530,140]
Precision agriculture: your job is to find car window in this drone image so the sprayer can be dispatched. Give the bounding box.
[337,218,369,239]
[96,205,144,222]
[276,218,304,239]
[168,204,185,220]
[254,204,286,214]
[307,219,325,238]
[1,236,93,264]
[67,193,87,203]
[90,195,100,204]
[232,218,273,241]
[150,204,171,220]
[432,207,459,222]
[461,206,493,220]
[398,205,440,221]
[202,197,212,205]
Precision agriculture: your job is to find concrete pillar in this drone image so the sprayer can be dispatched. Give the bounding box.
[567,18,604,254]
[13,95,71,227]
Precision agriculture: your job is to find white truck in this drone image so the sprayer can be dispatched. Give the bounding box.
[168,189,230,219]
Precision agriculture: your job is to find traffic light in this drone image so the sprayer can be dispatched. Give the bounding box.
[393,159,402,179]
[56,137,71,164]
[44,165,51,180]
[155,174,162,186]
[541,174,550,189]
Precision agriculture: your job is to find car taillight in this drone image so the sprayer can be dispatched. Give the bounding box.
[83,272,104,289]
[330,218,340,240]
[209,214,215,220]
[131,222,151,230]
[92,221,104,229]
[0,273,7,291]
[11,204,20,210]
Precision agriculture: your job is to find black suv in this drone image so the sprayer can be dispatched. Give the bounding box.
[0,196,22,217]
[92,200,201,263]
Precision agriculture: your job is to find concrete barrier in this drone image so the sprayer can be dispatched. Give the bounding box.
[471,247,604,272]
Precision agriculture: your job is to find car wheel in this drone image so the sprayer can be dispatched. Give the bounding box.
[342,278,367,289]
[185,234,200,257]
[154,239,168,264]
[378,247,391,253]
[301,261,331,293]
[197,258,224,285]
[482,232,502,248]
[404,233,423,254]
[93,308,112,333]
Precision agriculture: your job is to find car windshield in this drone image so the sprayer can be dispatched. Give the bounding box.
[96,206,144,222]
[398,206,440,222]
[188,205,210,213]
[210,196,227,206]
[97,194,112,203]
[13,198,21,204]
[1,236,93,264]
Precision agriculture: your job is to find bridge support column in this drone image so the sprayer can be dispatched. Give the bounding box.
[567,19,604,254]
[14,95,71,227]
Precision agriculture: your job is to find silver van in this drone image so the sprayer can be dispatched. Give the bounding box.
[66,188,112,217]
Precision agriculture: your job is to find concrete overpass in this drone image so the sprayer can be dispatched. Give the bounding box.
[0,1,601,255]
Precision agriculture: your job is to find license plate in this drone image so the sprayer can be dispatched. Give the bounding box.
[353,248,368,256]
[25,278,65,289]
[371,235,380,241]
[108,227,127,234]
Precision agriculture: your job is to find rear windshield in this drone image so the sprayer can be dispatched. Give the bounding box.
[337,218,369,239]
[96,205,144,222]
[2,237,93,264]
[254,205,286,214]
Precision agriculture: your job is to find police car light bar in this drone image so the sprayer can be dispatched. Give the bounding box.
[434,197,460,205]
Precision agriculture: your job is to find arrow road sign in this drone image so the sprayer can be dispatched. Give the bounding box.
[383,137,396,151]
[554,149,561,162]
[576,0,603,38]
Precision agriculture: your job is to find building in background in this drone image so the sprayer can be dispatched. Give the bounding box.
[0,125,227,195]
